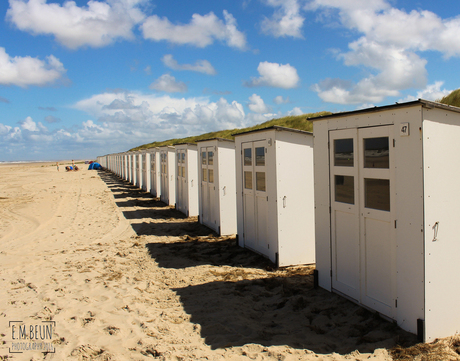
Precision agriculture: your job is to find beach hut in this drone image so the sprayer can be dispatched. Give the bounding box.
[160,146,176,206]
[129,152,136,185]
[312,99,460,342]
[175,144,199,217]
[197,138,237,235]
[148,148,161,198]
[135,152,142,189]
[234,126,315,267]
[141,151,150,192]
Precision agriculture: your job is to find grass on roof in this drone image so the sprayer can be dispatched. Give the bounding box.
[130,111,331,151]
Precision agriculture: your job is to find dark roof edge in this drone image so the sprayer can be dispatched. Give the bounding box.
[308,99,460,121]
[232,125,312,137]
[196,137,234,143]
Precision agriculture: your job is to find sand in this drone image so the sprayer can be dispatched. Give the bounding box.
[0,162,459,360]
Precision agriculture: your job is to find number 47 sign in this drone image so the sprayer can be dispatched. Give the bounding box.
[400,122,410,136]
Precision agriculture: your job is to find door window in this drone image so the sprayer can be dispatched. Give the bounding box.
[335,175,354,204]
[255,147,265,166]
[244,148,252,166]
[364,178,390,211]
[244,171,252,189]
[256,172,266,191]
[334,138,354,166]
[364,137,389,168]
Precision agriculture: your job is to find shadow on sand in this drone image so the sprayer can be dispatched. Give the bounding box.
[98,169,418,353]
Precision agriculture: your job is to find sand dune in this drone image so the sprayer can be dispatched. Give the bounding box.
[1,163,459,360]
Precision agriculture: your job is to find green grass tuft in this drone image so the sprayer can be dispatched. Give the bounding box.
[438,88,460,107]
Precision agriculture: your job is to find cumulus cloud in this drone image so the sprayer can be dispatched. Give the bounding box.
[6,0,146,49]
[141,10,247,49]
[260,0,305,38]
[149,74,188,93]
[161,54,216,75]
[0,47,66,87]
[308,0,460,104]
[248,94,270,113]
[273,95,290,104]
[245,61,299,89]
[400,81,452,103]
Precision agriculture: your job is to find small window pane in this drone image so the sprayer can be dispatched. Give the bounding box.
[364,137,389,168]
[244,148,252,166]
[335,175,354,204]
[182,166,185,178]
[182,153,186,164]
[256,172,266,191]
[365,178,390,211]
[202,151,207,165]
[202,168,208,182]
[244,171,252,189]
[208,169,214,183]
[208,151,214,165]
[334,139,354,167]
[255,147,265,166]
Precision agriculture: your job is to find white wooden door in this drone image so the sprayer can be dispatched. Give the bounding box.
[330,126,395,319]
[161,152,168,203]
[358,126,395,318]
[200,147,216,230]
[330,129,360,301]
[242,140,268,254]
[150,154,156,194]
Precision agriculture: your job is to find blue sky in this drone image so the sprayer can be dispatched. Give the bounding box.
[1,0,460,161]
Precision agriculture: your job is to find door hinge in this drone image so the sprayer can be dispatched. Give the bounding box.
[393,139,396,147]
[395,220,397,228]
[395,299,398,308]
[266,196,268,201]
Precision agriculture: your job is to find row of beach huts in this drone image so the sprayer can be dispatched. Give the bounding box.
[97,99,460,343]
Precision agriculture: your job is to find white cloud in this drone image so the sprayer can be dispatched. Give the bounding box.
[287,106,303,115]
[161,54,216,75]
[260,0,304,38]
[248,94,270,113]
[144,65,152,75]
[308,0,460,105]
[0,47,66,87]
[400,81,452,103]
[141,10,247,49]
[6,0,146,49]
[149,74,188,93]
[245,61,299,89]
[273,95,290,104]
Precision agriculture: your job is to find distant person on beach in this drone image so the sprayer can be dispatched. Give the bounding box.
[56,162,59,171]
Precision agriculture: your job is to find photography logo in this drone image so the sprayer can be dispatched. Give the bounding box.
[8,321,56,353]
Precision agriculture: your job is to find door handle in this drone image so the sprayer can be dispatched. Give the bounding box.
[223,186,226,196]
[432,221,439,242]
[283,196,287,208]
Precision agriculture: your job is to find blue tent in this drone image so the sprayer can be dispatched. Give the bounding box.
[88,162,102,170]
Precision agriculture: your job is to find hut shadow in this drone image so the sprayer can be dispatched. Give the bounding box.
[173,275,418,353]
[97,169,214,236]
[145,236,274,270]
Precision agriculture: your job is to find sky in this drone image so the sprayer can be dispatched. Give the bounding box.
[1,0,460,161]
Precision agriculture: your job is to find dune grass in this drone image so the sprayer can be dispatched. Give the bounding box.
[130,111,331,151]
[439,88,460,108]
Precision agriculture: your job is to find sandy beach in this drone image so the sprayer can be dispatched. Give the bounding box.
[1,163,459,360]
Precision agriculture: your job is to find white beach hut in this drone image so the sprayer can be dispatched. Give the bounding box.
[135,152,142,189]
[175,143,199,217]
[197,138,237,235]
[148,148,161,198]
[313,99,460,342]
[160,146,176,206]
[234,126,315,267]
[141,150,150,192]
